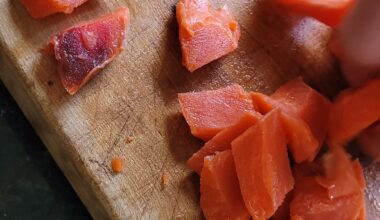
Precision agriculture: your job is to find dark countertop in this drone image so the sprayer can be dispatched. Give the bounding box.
[0,82,91,220]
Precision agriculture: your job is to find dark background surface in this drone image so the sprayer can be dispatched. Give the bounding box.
[0,82,91,220]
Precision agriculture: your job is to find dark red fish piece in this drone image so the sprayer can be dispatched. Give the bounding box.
[46,7,129,95]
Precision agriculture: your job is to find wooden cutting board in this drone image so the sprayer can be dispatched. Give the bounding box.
[1,0,379,219]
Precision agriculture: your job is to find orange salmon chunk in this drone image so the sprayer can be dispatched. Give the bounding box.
[200,150,249,220]
[21,0,88,18]
[178,84,255,141]
[176,0,240,72]
[271,78,332,148]
[188,112,261,174]
[232,110,294,219]
[290,152,366,220]
[329,77,380,147]
[251,92,319,163]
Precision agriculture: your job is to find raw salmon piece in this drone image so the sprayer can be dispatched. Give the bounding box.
[176,0,240,72]
[276,0,355,27]
[231,109,294,219]
[178,84,255,141]
[187,112,261,174]
[357,123,380,161]
[290,151,366,220]
[251,92,319,163]
[46,8,129,95]
[328,77,380,147]
[20,0,88,18]
[316,147,361,199]
[200,150,250,220]
[281,113,320,162]
[290,177,364,220]
[271,77,332,148]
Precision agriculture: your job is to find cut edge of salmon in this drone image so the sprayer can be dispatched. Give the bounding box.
[251,92,320,163]
[187,111,262,174]
[232,109,294,219]
[271,77,332,149]
[178,84,255,141]
[200,150,250,220]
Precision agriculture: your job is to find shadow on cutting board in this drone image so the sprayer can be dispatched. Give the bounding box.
[165,113,202,163]
[33,53,68,102]
[165,112,202,207]
[154,0,345,108]
[248,0,345,99]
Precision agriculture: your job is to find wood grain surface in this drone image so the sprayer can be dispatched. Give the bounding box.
[1,0,379,219]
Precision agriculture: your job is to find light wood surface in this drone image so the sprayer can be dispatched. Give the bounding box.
[1,0,379,219]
